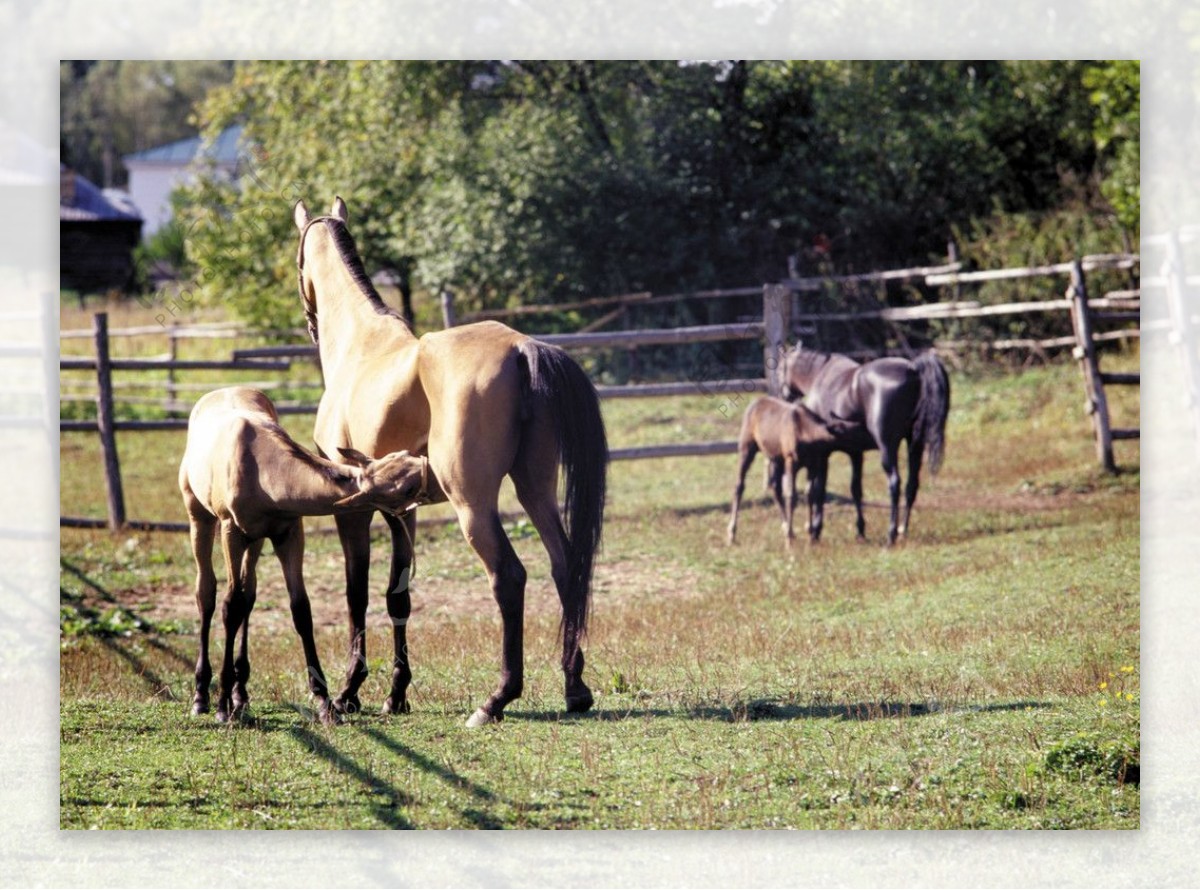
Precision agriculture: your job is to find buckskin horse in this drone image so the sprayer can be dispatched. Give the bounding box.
[293,198,608,726]
[783,344,950,545]
[179,386,433,725]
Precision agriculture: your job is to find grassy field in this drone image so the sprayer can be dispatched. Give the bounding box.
[59,308,1140,829]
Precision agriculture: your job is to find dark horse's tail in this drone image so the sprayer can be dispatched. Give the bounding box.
[913,351,951,475]
[518,340,608,655]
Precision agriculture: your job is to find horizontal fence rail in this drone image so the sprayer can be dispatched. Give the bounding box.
[61,253,1143,529]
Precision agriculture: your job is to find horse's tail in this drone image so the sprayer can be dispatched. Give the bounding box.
[912,351,951,475]
[518,340,608,653]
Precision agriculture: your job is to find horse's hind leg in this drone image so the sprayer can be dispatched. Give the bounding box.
[380,509,416,716]
[186,506,217,715]
[216,524,251,723]
[880,444,902,546]
[333,511,373,714]
[271,520,336,724]
[231,538,264,714]
[455,502,527,726]
[514,480,593,714]
[727,443,757,545]
[900,437,924,539]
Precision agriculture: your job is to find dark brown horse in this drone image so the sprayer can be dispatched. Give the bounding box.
[783,345,950,544]
[293,198,608,726]
[727,395,858,549]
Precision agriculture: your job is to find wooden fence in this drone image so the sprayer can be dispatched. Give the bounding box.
[61,254,1141,530]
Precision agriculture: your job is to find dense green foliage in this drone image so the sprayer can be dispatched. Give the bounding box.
[174,61,1138,330]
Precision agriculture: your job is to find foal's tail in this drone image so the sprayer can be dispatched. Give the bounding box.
[913,351,951,475]
[518,340,609,651]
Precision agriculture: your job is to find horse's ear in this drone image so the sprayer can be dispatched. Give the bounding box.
[332,196,348,223]
[293,200,310,231]
[337,447,372,467]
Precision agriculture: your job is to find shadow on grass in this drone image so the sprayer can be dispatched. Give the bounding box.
[355,724,509,829]
[510,698,1054,724]
[62,559,190,700]
[283,718,415,830]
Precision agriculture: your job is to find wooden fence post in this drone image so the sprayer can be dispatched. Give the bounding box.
[93,312,126,528]
[763,283,792,397]
[440,288,457,329]
[1068,261,1116,473]
[166,322,179,416]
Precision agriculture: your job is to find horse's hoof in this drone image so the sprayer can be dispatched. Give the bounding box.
[566,688,594,714]
[317,701,342,726]
[466,708,501,728]
[382,697,411,716]
[191,700,209,716]
[333,694,361,715]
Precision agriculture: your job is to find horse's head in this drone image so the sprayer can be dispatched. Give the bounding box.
[782,342,811,400]
[333,447,433,513]
[293,197,350,344]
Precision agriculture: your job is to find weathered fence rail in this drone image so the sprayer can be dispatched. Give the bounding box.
[61,254,1141,529]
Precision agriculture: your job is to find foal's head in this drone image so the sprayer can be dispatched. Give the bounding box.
[333,447,433,514]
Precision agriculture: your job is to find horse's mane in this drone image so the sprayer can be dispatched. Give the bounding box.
[323,219,410,328]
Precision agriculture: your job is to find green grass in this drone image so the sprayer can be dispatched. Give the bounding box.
[59,313,1140,829]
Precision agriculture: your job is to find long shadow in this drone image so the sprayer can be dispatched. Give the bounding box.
[283,719,414,830]
[509,698,1055,724]
[62,558,193,698]
[354,723,508,829]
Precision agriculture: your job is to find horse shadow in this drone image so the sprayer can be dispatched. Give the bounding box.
[510,698,1053,724]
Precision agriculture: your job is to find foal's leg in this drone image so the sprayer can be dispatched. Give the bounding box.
[848,450,866,541]
[333,511,373,714]
[769,456,788,522]
[186,507,217,715]
[271,520,336,724]
[781,456,798,549]
[231,538,264,714]
[216,524,251,723]
[727,443,757,545]
[380,509,416,716]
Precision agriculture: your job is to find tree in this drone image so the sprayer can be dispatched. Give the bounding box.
[175,60,1124,332]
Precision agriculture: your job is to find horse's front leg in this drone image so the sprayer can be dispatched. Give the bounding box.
[457,505,526,727]
[333,511,374,714]
[380,510,416,716]
[272,521,337,724]
[807,453,828,543]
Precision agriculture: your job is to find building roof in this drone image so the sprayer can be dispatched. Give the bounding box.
[60,166,143,222]
[122,124,244,167]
